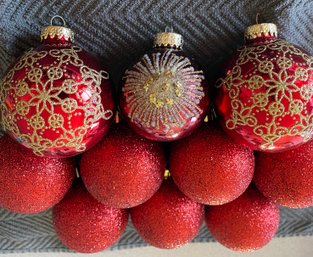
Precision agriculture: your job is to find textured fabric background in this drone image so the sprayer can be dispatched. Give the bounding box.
[0,207,313,253]
[0,0,313,253]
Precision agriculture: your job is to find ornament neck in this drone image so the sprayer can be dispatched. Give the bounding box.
[244,23,278,45]
[153,32,183,49]
[245,35,277,45]
[40,16,74,45]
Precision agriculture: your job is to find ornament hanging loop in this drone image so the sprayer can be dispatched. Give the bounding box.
[164,26,184,48]
[165,26,173,33]
[256,13,261,24]
[50,15,66,27]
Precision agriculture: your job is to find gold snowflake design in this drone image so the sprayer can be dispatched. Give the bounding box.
[123,49,205,134]
[217,40,313,150]
[0,46,113,155]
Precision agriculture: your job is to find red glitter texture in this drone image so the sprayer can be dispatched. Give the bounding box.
[0,135,75,214]
[254,140,313,208]
[80,125,166,208]
[130,179,204,249]
[53,181,128,253]
[170,124,255,205]
[206,186,280,252]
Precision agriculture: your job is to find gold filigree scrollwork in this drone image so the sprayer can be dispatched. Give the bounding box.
[0,47,113,155]
[217,40,313,149]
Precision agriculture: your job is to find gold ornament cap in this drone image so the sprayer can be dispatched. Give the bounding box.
[245,23,278,39]
[153,30,183,49]
[40,16,74,42]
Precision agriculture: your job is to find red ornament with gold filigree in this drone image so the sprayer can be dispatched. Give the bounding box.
[215,22,313,152]
[120,31,209,141]
[0,16,114,157]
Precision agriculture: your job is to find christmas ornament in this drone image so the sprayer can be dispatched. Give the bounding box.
[80,124,165,208]
[53,181,128,253]
[120,30,209,141]
[215,21,313,152]
[170,124,254,205]
[0,16,114,157]
[254,140,313,208]
[130,179,204,249]
[0,135,75,214]
[206,186,280,252]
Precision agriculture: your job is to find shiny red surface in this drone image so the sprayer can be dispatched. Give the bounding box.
[215,34,313,152]
[3,35,114,157]
[120,47,209,141]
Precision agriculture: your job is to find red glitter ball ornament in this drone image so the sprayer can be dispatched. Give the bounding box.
[215,22,313,152]
[80,125,166,208]
[170,124,255,205]
[254,140,313,208]
[53,181,128,253]
[0,16,114,157]
[130,179,204,249]
[206,186,280,252]
[120,31,209,141]
[0,135,75,214]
